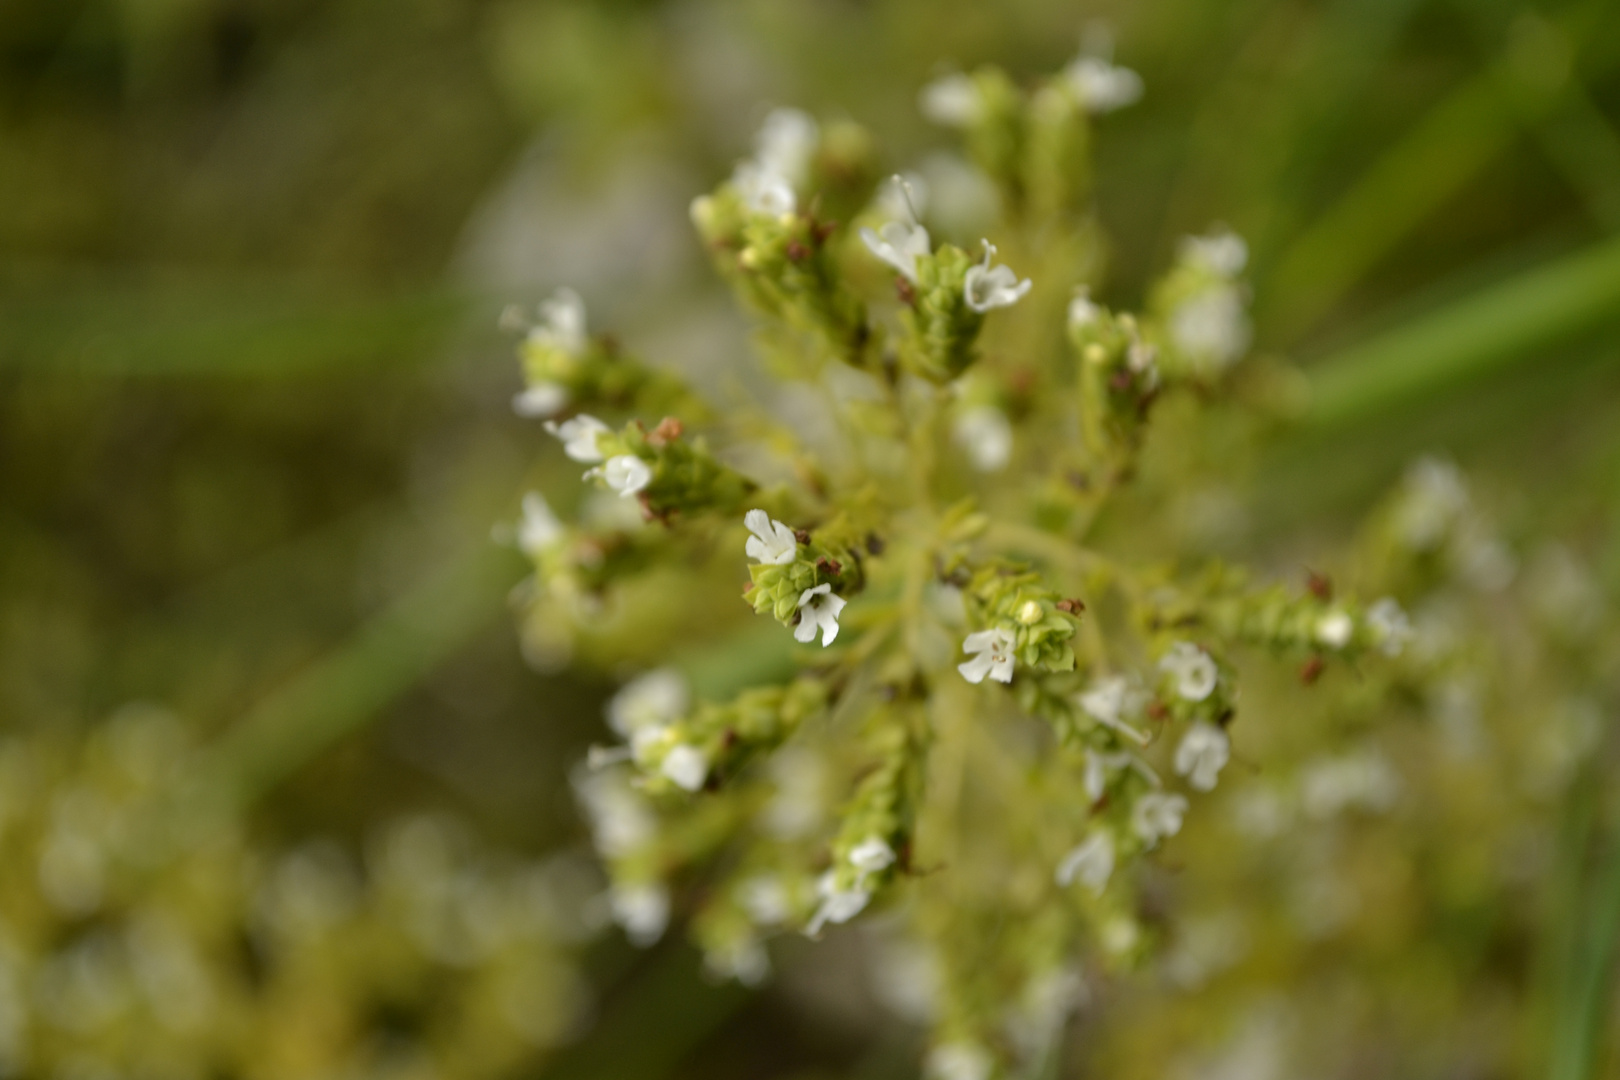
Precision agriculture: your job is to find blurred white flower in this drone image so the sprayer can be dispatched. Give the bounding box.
[794,584,847,646]
[518,493,563,557]
[544,414,611,463]
[1366,597,1413,656]
[964,240,1032,312]
[1179,229,1249,278]
[919,73,984,127]
[592,454,651,498]
[958,627,1016,684]
[849,836,896,878]
[1315,610,1353,650]
[606,668,688,738]
[610,882,669,947]
[660,744,708,792]
[744,508,797,565]
[861,219,932,283]
[1175,722,1230,791]
[926,1042,995,1080]
[1055,832,1114,894]
[806,871,870,936]
[1160,642,1218,701]
[1132,792,1188,846]
[952,405,1013,471]
[1064,56,1143,113]
[512,382,569,419]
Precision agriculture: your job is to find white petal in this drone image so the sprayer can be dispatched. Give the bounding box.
[957,652,995,684]
[513,382,569,418]
[661,745,709,792]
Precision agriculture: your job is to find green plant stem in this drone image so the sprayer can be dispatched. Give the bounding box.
[1301,232,1620,432]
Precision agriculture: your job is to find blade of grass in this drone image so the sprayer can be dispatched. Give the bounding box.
[1259,4,1620,341]
[1302,231,1620,432]
[161,541,525,838]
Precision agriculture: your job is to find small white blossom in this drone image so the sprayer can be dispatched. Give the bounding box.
[1055,832,1114,894]
[1366,597,1413,657]
[1395,457,1469,551]
[739,875,792,927]
[1132,792,1188,847]
[1180,229,1249,278]
[590,454,651,498]
[860,219,932,283]
[1064,56,1143,113]
[744,508,797,565]
[1175,722,1230,791]
[1169,285,1251,370]
[958,627,1016,684]
[754,107,818,186]
[732,160,797,216]
[512,381,569,419]
[661,744,709,792]
[794,584,847,647]
[610,882,669,947]
[952,405,1012,471]
[606,668,688,738]
[919,73,984,127]
[544,414,611,463]
[706,938,770,987]
[1159,641,1218,701]
[875,171,929,221]
[1315,611,1354,650]
[528,287,588,355]
[848,836,896,878]
[963,240,1032,312]
[1083,749,1157,802]
[1301,752,1400,820]
[925,1042,995,1080]
[572,769,656,858]
[806,871,870,936]
[1068,288,1101,329]
[517,493,563,557]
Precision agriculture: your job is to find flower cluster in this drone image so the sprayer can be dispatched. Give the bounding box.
[509,51,1413,1078]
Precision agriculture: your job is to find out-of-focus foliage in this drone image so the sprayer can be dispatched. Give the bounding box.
[2,0,1619,1078]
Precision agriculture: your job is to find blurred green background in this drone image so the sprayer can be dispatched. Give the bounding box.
[2,0,1619,1077]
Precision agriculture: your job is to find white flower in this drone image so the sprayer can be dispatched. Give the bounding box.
[1083,749,1158,802]
[919,73,983,127]
[1315,611,1354,650]
[1175,722,1230,791]
[925,1042,994,1080]
[806,871,870,936]
[529,287,589,354]
[1169,285,1251,371]
[590,455,651,498]
[963,240,1032,312]
[572,769,656,858]
[661,744,708,792]
[1132,792,1188,847]
[512,381,569,418]
[952,405,1012,471]
[1159,642,1218,701]
[1301,752,1399,820]
[744,508,797,565]
[706,938,770,987]
[848,836,896,878]
[1180,229,1249,278]
[875,171,929,221]
[1064,56,1143,113]
[543,414,611,463]
[606,668,689,738]
[739,875,792,927]
[517,493,563,557]
[1055,832,1114,894]
[732,160,797,216]
[958,627,1016,684]
[609,882,669,947]
[1366,597,1413,657]
[1396,457,1469,550]
[1068,288,1101,329]
[860,219,932,283]
[794,584,847,647]
[754,107,819,186]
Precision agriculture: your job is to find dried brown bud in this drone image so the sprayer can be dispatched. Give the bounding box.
[648,416,684,447]
[896,277,917,307]
[1055,598,1087,615]
[785,239,809,262]
[1306,569,1333,602]
[1300,655,1325,685]
[794,529,812,545]
[815,556,843,577]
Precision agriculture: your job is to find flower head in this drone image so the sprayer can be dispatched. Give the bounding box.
[1068,288,1101,329]
[963,240,1032,312]
[754,107,818,187]
[1132,792,1188,846]
[1367,597,1413,657]
[1175,722,1230,791]
[661,744,709,792]
[951,405,1012,472]
[1055,832,1114,894]
[732,160,797,216]
[744,509,797,565]
[610,882,669,947]
[512,381,569,419]
[606,669,689,738]
[919,73,984,127]
[806,871,870,936]
[860,220,932,283]
[530,287,588,355]
[958,627,1016,684]
[591,454,652,499]
[1170,285,1251,371]
[1159,642,1218,701]
[1179,229,1248,278]
[1315,611,1354,650]
[544,414,611,463]
[1064,56,1143,113]
[518,492,563,557]
[794,584,847,647]
[848,836,896,878]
